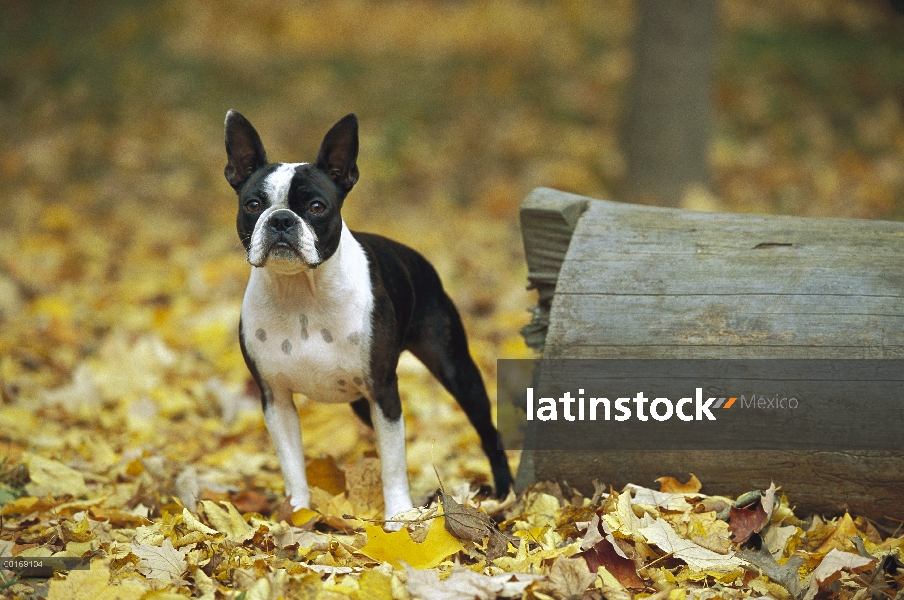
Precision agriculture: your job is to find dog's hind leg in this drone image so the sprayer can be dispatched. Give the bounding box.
[406,295,514,498]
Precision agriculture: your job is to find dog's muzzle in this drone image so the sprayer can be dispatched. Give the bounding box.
[248,208,321,268]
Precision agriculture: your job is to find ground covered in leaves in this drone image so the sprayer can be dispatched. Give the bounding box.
[2,0,904,598]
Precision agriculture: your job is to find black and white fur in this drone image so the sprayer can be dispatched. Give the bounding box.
[224,111,513,522]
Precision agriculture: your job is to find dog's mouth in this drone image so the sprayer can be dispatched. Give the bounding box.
[249,235,321,269]
[258,238,300,262]
[268,241,297,257]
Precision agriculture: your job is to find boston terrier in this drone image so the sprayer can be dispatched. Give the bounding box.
[224,111,513,522]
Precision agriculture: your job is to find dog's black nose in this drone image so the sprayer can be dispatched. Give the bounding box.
[268,213,297,232]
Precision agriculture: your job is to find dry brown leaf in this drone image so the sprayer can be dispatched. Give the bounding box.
[440,490,496,542]
[535,555,597,599]
[346,456,384,513]
[577,537,645,590]
[728,498,769,544]
[230,489,270,514]
[439,490,512,559]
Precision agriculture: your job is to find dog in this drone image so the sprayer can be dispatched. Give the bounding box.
[224,111,513,522]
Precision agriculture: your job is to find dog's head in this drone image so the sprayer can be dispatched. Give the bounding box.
[224,111,359,272]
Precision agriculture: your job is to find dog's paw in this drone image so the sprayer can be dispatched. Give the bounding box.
[383,494,414,531]
[287,492,311,512]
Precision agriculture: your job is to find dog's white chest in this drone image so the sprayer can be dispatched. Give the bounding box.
[241,226,374,403]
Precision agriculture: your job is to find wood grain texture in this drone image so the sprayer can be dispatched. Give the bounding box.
[516,188,904,520]
[518,188,589,350]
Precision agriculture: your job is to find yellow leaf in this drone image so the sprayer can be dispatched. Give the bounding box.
[245,577,273,600]
[0,496,40,516]
[0,407,39,442]
[65,540,96,556]
[305,455,346,495]
[669,588,688,600]
[352,570,394,600]
[47,564,148,600]
[816,513,858,554]
[23,453,88,498]
[493,539,583,572]
[358,516,463,569]
[199,500,253,541]
[596,565,626,591]
[656,474,702,494]
[125,458,144,476]
[521,492,560,529]
[19,546,53,557]
[290,508,320,527]
[182,507,218,536]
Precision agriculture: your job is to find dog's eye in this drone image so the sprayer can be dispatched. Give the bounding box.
[244,199,262,213]
[309,201,326,214]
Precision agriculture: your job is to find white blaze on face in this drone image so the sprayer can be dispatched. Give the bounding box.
[247,162,320,267]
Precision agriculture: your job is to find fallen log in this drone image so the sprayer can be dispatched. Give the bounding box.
[514,187,904,520]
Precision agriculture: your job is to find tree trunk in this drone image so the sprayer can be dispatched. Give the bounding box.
[623,0,717,207]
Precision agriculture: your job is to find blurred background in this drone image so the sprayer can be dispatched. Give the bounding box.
[2,0,904,500]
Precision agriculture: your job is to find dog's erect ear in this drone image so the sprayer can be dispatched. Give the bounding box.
[315,114,359,193]
[224,110,268,189]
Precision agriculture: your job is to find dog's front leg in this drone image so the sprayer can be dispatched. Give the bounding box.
[262,386,310,509]
[369,396,414,529]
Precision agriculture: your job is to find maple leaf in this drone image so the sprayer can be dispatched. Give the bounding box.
[358,516,463,569]
[603,489,651,539]
[131,538,190,585]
